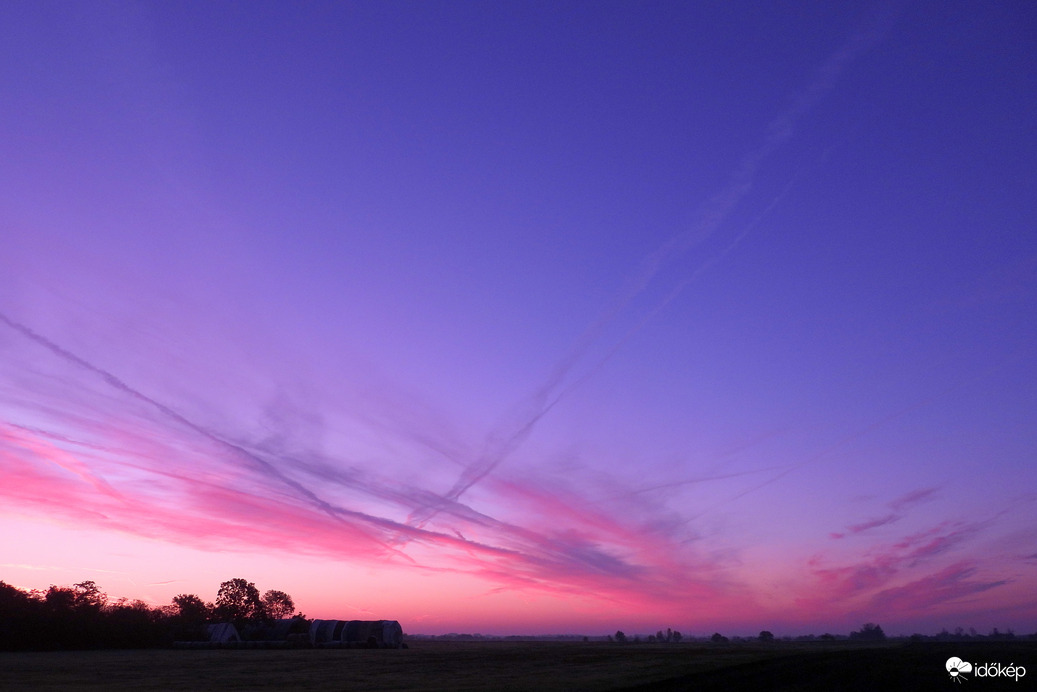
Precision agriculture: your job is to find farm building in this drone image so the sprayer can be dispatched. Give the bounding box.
[309,619,404,648]
[244,617,308,642]
[205,622,240,644]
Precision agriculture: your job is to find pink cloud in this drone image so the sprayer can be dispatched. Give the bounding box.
[830,488,940,539]
[830,513,900,539]
[3,312,1028,634]
[0,374,749,621]
[796,514,1012,630]
[888,487,938,512]
[867,562,1009,615]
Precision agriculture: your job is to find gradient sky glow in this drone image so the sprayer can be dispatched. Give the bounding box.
[2,1,1036,636]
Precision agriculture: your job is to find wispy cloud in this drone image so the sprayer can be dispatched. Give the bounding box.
[830,513,901,540]
[799,515,1009,624]
[889,488,939,512]
[0,563,58,572]
[830,488,940,538]
[0,313,748,613]
[868,562,1009,615]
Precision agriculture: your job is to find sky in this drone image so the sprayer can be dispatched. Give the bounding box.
[1,0,1035,637]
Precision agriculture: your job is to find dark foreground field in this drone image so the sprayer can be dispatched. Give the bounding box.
[1,640,1032,691]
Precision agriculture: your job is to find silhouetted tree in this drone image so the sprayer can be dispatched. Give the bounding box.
[672,630,682,642]
[73,581,106,611]
[104,599,166,648]
[711,632,729,643]
[0,577,300,651]
[759,630,774,642]
[172,594,210,622]
[0,581,45,650]
[169,593,210,641]
[214,578,264,628]
[44,585,76,613]
[45,583,104,646]
[0,581,32,612]
[262,589,295,619]
[615,630,627,643]
[849,623,886,641]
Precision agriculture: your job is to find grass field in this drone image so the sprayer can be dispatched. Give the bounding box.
[0,640,1032,691]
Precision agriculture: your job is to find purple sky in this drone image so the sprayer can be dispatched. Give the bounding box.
[1,1,1035,636]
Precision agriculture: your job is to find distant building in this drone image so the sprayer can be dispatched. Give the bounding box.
[205,622,241,644]
[244,617,308,642]
[309,619,404,649]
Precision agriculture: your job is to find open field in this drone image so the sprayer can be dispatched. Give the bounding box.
[0,640,1032,691]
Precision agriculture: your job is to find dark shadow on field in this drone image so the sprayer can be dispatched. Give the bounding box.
[616,642,1035,692]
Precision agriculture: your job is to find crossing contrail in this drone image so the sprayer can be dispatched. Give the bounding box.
[413,4,899,521]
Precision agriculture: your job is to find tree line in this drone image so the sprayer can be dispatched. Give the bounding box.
[0,578,301,651]
[610,628,683,643]
[608,623,1032,644]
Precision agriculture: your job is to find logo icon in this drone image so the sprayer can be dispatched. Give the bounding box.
[946,657,973,683]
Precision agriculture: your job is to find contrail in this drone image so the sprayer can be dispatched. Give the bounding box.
[3,311,648,579]
[0,313,336,514]
[417,5,899,518]
[0,311,443,561]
